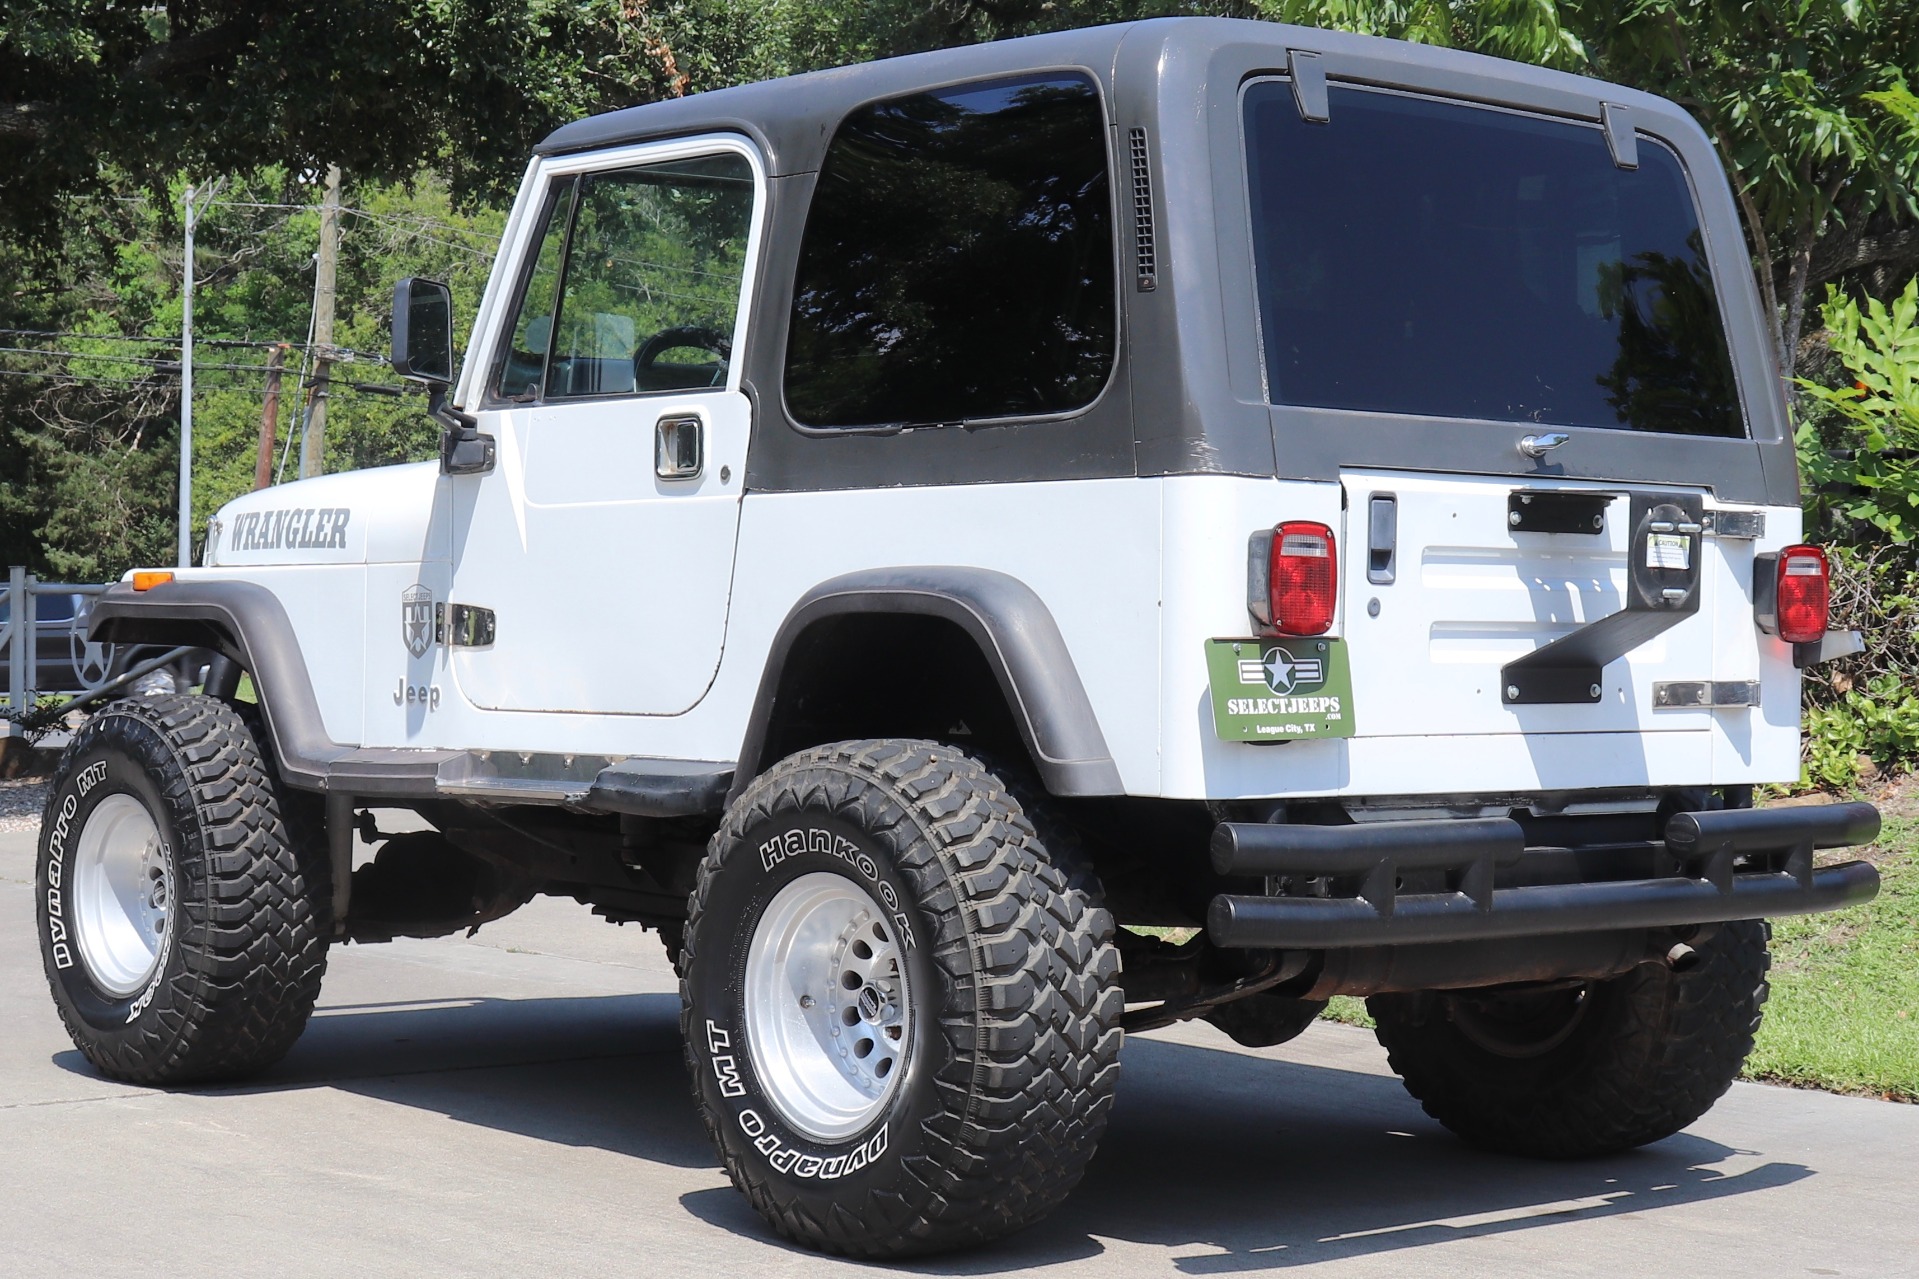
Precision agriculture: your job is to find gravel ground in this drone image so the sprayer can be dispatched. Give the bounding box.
[0,778,49,832]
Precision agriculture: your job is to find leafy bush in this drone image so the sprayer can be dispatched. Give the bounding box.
[1795,280,1919,787]
[1805,674,1919,789]
[1796,278,1919,544]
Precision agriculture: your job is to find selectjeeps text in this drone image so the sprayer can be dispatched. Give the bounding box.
[38,18,1881,1257]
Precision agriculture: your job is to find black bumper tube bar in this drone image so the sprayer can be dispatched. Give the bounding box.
[1207,802,1881,950]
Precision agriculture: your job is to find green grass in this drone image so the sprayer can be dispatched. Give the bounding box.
[1320,995,1375,1029]
[1748,818,1919,1101]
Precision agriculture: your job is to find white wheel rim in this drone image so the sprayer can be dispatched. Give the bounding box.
[744,871,912,1142]
[70,793,172,997]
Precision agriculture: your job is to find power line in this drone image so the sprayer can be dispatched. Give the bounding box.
[340,207,498,242]
[0,367,399,395]
[0,346,179,367]
[0,369,174,388]
[0,346,292,373]
[0,328,302,350]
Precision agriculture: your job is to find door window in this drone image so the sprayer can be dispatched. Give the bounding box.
[491,152,756,403]
[494,183,570,401]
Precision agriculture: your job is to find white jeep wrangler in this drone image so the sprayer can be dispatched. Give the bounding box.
[38,18,1881,1258]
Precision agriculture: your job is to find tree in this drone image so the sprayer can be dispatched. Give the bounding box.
[0,0,700,244]
[0,167,504,579]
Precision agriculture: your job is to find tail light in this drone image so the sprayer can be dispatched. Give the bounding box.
[1775,545,1830,645]
[1267,520,1337,635]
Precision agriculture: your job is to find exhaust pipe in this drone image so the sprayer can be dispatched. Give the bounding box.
[1665,941,1699,972]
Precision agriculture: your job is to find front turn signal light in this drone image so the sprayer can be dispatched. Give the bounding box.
[131,571,175,592]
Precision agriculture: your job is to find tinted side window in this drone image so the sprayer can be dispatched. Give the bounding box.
[785,73,1116,429]
[1244,84,1743,438]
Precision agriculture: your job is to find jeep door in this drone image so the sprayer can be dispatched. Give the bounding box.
[448,138,764,715]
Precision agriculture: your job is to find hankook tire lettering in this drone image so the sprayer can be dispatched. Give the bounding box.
[756,827,915,949]
[125,965,165,1022]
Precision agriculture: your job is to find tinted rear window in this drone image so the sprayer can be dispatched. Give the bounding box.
[784,73,1116,429]
[1244,84,1743,438]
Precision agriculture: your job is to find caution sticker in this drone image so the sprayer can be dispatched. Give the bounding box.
[1646,532,1691,571]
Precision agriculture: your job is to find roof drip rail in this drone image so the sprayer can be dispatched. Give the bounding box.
[1288,50,1329,123]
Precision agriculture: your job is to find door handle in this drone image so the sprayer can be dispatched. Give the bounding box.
[1367,494,1396,585]
[655,415,703,480]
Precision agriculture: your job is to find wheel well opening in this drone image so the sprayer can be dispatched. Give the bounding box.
[93,616,240,668]
[758,613,1030,780]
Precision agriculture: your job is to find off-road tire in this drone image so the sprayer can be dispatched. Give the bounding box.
[655,921,686,977]
[681,739,1123,1258]
[1368,920,1770,1157]
[36,693,330,1083]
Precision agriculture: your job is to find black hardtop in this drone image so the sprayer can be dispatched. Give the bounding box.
[529,17,1797,509]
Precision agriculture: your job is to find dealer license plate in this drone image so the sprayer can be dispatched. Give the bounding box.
[1204,638,1355,742]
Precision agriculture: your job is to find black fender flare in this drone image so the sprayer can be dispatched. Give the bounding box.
[733,567,1125,801]
[87,579,347,790]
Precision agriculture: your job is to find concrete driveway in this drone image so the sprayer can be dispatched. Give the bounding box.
[2,820,1914,1278]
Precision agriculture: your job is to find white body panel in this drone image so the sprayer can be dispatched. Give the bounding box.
[446,133,768,718]
[198,468,1805,799]
[186,129,1807,805]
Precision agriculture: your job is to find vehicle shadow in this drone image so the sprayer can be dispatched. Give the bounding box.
[50,993,1811,1272]
[954,1034,1806,1274]
[683,1029,1811,1273]
[52,989,715,1171]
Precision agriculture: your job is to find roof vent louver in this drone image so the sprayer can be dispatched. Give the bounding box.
[1129,126,1157,292]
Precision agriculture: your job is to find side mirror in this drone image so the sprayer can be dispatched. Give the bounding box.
[391,277,455,385]
[390,276,494,476]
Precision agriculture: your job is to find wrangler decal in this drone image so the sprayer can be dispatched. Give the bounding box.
[228,506,352,553]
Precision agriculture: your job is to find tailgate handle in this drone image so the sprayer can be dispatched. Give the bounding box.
[1367,494,1396,585]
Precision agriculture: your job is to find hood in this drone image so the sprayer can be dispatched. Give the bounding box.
[205,462,448,567]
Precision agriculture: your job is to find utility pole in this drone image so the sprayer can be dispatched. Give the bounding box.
[180,183,195,565]
[177,179,222,567]
[301,165,342,480]
[254,343,288,490]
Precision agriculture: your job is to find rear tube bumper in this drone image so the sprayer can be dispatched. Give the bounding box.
[1207,802,1881,949]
